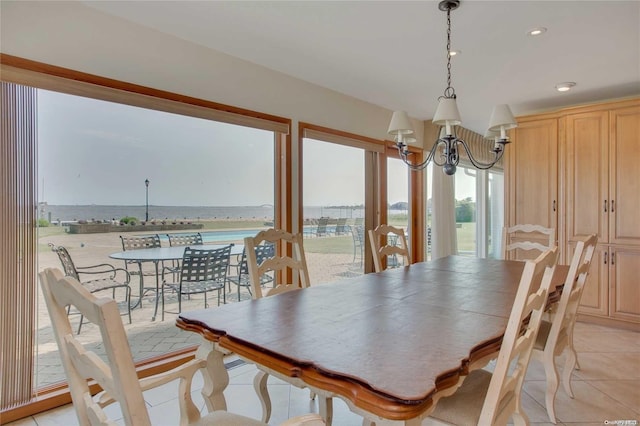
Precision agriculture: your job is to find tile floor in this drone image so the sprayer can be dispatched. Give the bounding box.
[7,321,639,426]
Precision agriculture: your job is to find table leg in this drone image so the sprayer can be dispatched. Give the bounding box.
[196,340,229,412]
[319,396,333,426]
[152,260,160,321]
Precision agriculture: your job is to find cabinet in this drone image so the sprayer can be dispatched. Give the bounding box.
[506,99,640,326]
[505,116,558,248]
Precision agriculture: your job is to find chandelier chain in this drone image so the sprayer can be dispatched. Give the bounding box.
[444,6,455,99]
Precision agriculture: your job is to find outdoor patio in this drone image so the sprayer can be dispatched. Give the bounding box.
[35,229,363,388]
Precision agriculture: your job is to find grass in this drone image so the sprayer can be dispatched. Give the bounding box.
[456,222,476,253]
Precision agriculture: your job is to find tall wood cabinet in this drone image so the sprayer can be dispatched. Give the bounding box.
[505,98,640,327]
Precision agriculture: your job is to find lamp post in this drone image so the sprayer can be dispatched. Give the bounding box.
[144,179,150,222]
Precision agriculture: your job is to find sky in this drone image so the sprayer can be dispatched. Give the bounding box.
[37,89,473,207]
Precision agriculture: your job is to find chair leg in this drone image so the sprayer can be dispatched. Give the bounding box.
[319,396,333,426]
[161,285,165,322]
[77,314,84,334]
[543,351,560,424]
[125,286,132,324]
[254,370,271,423]
[562,347,577,398]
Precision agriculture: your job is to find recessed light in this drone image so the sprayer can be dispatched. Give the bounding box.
[449,50,461,56]
[527,27,547,36]
[556,82,576,92]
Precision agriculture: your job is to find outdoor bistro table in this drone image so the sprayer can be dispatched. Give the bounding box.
[110,244,244,321]
[177,255,569,425]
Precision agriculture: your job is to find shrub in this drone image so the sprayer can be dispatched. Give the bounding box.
[120,216,138,225]
[37,218,49,227]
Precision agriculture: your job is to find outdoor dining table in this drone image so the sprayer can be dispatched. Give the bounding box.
[110,243,244,321]
[177,255,569,425]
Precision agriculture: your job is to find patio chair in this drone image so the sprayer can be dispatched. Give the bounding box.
[38,267,325,426]
[164,232,203,278]
[429,247,558,425]
[368,224,410,272]
[530,234,597,423]
[226,242,275,301]
[350,224,365,266]
[334,217,348,235]
[313,217,330,237]
[502,224,555,260]
[161,245,232,321]
[48,243,131,334]
[120,234,162,305]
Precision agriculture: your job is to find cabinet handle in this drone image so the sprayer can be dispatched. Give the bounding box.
[553,200,556,212]
[611,252,615,265]
[604,251,608,265]
[611,200,615,213]
[604,200,608,213]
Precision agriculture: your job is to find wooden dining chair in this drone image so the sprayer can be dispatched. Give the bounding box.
[502,224,555,260]
[368,224,410,272]
[428,247,558,426]
[38,267,325,426]
[244,229,331,423]
[245,228,310,298]
[530,234,597,423]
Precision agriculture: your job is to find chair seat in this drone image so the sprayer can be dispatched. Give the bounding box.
[165,280,225,295]
[82,277,129,293]
[430,369,492,425]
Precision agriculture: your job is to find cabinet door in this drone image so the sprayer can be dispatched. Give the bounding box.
[507,119,558,232]
[566,111,609,243]
[610,246,640,323]
[609,106,640,246]
[577,243,609,317]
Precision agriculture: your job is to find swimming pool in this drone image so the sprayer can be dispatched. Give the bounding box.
[160,226,340,244]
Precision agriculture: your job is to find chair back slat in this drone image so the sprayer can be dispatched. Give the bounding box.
[49,243,80,280]
[502,224,555,260]
[167,233,203,247]
[180,246,231,283]
[120,235,161,251]
[368,224,410,272]
[245,228,310,298]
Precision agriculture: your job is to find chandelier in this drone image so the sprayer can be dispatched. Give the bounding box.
[387,0,517,175]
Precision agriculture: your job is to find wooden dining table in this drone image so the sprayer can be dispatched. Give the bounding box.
[177,255,568,425]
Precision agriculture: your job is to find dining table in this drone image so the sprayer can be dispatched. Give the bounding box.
[110,243,244,321]
[176,255,569,425]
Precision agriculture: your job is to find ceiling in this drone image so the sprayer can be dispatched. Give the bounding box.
[84,1,640,134]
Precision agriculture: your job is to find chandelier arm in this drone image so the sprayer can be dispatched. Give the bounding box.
[456,138,505,170]
[396,137,442,171]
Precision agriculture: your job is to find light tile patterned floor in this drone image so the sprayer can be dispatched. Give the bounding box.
[8,321,639,426]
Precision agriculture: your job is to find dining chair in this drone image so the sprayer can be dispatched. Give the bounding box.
[428,247,558,426]
[226,242,275,301]
[530,234,598,423]
[502,224,555,260]
[245,228,310,298]
[164,232,204,278]
[161,245,232,321]
[120,234,162,305]
[368,224,410,272]
[38,267,325,426]
[49,243,131,334]
[244,229,330,423]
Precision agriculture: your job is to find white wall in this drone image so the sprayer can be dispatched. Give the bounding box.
[0,1,424,145]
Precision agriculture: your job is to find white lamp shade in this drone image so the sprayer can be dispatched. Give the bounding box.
[432,98,462,126]
[488,104,517,131]
[388,111,414,135]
